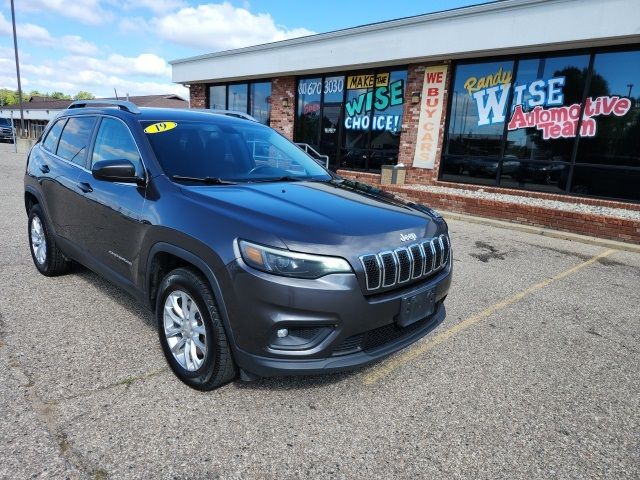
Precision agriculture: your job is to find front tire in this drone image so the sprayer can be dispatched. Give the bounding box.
[28,204,70,276]
[156,268,237,390]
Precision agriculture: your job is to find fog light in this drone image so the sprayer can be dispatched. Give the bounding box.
[269,326,334,351]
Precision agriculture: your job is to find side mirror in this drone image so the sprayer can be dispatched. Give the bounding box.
[92,159,145,185]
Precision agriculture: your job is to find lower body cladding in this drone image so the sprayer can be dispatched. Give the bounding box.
[224,258,452,377]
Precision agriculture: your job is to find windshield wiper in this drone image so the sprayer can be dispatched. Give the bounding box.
[249,176,306,183]
[172,175,237,185]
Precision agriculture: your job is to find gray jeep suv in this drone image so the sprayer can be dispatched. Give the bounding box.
[24,100,452,390]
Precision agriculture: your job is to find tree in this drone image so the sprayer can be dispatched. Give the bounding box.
[0,88,18,106]
[50,91,72,100]
[73,91,95,100]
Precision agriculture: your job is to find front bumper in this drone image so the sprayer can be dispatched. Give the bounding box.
[234,302,446,376]
[224,256,452,377]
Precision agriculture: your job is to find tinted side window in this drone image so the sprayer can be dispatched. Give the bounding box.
[42,119,66,153]
[92,118,141,172]
[57,116,97,166]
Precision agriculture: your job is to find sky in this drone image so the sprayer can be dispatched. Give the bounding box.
[0,0,489,100]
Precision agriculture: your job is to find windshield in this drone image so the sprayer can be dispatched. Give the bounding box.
[142,120,331,183]
[0,118,10,126]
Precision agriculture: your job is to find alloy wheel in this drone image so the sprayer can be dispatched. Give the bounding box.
[30,216,47,265]
[163,290,208,371]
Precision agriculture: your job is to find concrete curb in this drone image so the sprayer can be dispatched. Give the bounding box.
[442,211,640,253]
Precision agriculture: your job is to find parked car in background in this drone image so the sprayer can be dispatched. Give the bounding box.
[0,117,15,143]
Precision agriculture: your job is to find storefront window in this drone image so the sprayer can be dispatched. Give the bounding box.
[342,71,374,162]
[571,50,640,201]
[296,77,322,149]
[319,76,345,167]
[500,54,589,193]
[207,81,271,125]
[249,82,272,125]
[441,47,640,202]
[293,70,407,172]
[369,70,407,170]
[341,69,407,171]
[441,59,514,186]
[570,165,640,200]
[209,85,226,109]
[228,84,248,112]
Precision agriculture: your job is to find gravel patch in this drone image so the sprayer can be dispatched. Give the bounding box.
[405,184,640,221]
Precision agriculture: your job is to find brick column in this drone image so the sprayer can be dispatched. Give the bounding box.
[398,64,424,168]
[189,84,207,108]
[269,76,296,140]
[399,61,451,185]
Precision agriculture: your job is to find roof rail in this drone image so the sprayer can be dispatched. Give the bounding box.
[67,99,140,114]
[193,109,258,122]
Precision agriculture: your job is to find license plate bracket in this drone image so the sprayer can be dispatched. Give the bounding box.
[398,288,436,327]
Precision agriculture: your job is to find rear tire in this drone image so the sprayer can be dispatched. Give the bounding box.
[28,204,70,276]
[156,267,237,390]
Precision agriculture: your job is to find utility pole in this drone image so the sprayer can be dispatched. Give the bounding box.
[10,0,25,138]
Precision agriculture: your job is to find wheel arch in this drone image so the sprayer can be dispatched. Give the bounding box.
[24,186,43,214]
[146,242,236,346]
[24,187,58,239]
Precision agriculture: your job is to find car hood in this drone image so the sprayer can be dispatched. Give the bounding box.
[180,179,442,256]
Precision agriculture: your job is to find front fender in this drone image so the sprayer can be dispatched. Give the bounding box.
[143,240,238,349]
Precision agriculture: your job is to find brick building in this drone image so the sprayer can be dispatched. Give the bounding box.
[171,0,640,243]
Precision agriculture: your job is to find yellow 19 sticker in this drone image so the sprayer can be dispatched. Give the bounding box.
[144,122,177,134]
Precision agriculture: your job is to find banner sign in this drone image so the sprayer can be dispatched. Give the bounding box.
[346,73,389,89]
[465,66,632,139]
[344,72,404,132]
[413,65,448,169]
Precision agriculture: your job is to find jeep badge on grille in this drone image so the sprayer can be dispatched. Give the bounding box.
[400,233,417,242]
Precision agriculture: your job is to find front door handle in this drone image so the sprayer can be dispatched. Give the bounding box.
[39,164,50,174]
[77,182,93,193]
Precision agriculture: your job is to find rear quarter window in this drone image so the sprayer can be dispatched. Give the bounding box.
[42,118,66,153]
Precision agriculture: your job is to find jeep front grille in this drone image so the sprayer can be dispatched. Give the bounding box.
[359,234,450,292]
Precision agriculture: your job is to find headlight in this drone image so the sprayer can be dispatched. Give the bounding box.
[238,240,352,279]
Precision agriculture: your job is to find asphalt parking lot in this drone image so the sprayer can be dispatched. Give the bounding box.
[1,142,639,479]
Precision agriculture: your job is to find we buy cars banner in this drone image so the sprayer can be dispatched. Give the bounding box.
[414,65,448,169]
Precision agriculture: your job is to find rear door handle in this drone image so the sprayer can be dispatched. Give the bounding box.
[39,164,50,174]
[77,182,93,193]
